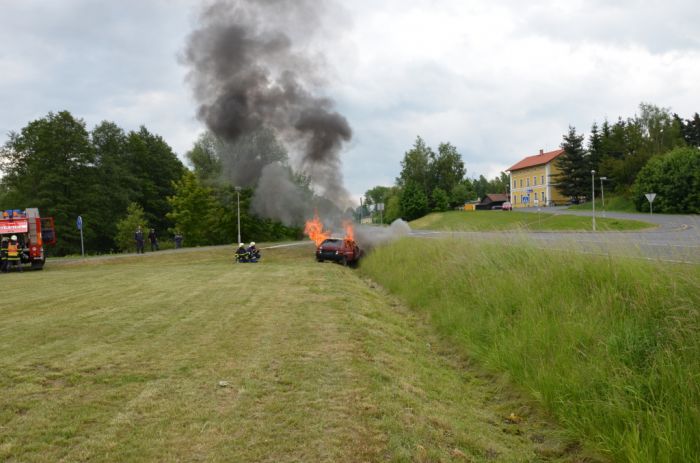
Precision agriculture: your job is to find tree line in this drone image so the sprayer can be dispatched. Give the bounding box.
[361,136,509,222]
[363,103,699,223]
[555,103,700,213]
[0,111,300,256]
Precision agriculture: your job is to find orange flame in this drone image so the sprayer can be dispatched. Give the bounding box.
[343,220,355,244]
[304,212,331,246]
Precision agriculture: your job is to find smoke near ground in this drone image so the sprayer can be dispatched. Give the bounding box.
[355,219,412,250]
[182,0,353,225]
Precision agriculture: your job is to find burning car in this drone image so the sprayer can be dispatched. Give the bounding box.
[305,212,362,266]
[315,238,361,266]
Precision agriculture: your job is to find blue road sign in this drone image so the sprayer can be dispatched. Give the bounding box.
[77,215,83,230]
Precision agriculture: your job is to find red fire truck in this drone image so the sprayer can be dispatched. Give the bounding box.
[0,208,56,270]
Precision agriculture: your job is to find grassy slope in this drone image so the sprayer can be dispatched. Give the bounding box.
[360,238,700,463]
[0,245,592,462]
[411,211,652,232]
[568,196,637,213]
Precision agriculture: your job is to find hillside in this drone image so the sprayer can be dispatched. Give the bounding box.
[360,238,700,462]
[0,245,594,462]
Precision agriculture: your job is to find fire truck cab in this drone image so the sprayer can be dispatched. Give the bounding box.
[0,208,56,270]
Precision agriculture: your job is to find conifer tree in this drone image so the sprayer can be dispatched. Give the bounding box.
[555,126,590,200]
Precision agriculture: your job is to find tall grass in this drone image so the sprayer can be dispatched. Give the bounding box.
[360,238,700,462]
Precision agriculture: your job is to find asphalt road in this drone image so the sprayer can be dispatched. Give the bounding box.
[411,208,700,264]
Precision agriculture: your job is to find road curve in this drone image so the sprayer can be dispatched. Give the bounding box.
[411,209,700,264]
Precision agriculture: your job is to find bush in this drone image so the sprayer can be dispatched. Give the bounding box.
[633,147,700,213]
[115,203,147,252]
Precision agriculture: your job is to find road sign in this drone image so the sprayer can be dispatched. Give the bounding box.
[645,193,657,216]
[76,215,83,231]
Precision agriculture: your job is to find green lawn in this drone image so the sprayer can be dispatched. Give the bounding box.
[0,245,593,462]
[410,210,653,231]
[361,238,700,463]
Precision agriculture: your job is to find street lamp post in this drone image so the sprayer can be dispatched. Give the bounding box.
[599,176,607,217]
[591,170,596,232]
[235,186,241,244]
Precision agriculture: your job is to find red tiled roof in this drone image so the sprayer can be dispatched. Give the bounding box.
[507,149,565,172]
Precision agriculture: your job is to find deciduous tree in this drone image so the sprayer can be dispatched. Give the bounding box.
[633,147,700,213]
[431,188,450,212]
[115,202,147,252]
[397,136,432,196]
[399,182,428,221]
[0,111,94,255]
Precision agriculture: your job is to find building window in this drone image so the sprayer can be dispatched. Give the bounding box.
[513,180,516,189]
[526,178,530,187]
[534,176,537,186]
[542,175,545,184]
[519,179,522,188]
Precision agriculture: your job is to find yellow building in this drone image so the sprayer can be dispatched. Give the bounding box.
[506,149,568,208]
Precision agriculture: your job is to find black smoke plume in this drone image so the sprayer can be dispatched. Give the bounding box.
[183,0,353,224]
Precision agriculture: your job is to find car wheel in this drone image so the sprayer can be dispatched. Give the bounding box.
[339,256,347,266]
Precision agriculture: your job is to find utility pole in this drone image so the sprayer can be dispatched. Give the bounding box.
[77,215,84,257]
[235,186,241,244]
[359,196,363,224]
[591,170,596,232]
[600,176,607,218]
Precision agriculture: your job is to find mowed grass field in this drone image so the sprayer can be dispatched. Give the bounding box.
[410,211,652,232]
[0,245,595,462]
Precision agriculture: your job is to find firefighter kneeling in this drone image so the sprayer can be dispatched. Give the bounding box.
[235,242,261,263]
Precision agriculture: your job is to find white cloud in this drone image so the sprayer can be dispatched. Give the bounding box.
[1,0,698,198]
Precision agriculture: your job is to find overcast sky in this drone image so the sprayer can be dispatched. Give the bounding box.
[1,0,699,201]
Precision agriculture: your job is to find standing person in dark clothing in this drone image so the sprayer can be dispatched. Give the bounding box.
[148,228,159,251]
[135,227,145,254]
[174,232,183,249]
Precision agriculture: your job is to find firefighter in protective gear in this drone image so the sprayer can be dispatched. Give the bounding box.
[247,241,260,262]
[7,235,22,272]
[235,243,249,263]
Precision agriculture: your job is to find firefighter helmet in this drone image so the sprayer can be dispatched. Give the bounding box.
[250,242,255,246]
[239,243,244,247]
[10,235,17,241]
